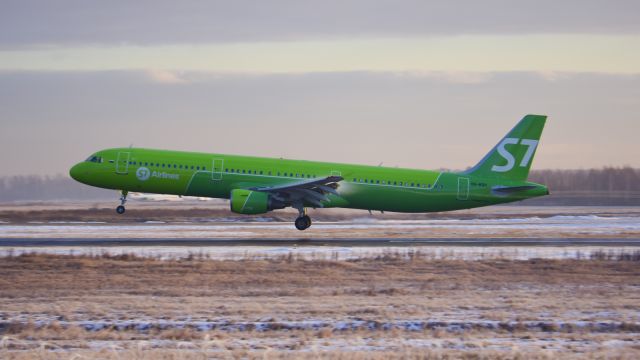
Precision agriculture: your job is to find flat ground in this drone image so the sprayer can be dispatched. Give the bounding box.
[1,253,639,359]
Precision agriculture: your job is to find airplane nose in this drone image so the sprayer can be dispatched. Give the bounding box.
[69,163,84,182]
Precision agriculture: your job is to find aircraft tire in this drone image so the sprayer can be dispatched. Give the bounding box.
[302,215,312,228]
[295,216,311,230]
[116,205,126,215]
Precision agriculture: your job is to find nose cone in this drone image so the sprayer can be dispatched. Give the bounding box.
[69,163,86,183]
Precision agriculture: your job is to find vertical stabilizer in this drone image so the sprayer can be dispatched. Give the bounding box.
[464,115,547,181]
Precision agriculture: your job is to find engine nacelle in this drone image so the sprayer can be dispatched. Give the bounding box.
[230,189,285,215]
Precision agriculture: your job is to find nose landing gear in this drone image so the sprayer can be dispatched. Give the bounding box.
[294,205,312,231]
[116,190,128,214]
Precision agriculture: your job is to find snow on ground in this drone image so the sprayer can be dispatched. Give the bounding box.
[1,319,636,333]
[0,245,638,260]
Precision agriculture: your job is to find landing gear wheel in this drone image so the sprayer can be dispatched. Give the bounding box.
[302,215,311,228]
[295,215,312,231]
[116,190,128,215]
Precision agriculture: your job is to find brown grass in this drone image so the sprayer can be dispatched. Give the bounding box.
[1,253,638,298]
[1,254,639,357]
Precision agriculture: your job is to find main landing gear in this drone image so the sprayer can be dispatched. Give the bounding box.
[295,215,312,231]
[116,190,128,214]
[294,206,312,231]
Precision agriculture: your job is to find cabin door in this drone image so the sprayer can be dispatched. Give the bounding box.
[457,177,469,200]
[116,152,130,174]
[211,159,224,180]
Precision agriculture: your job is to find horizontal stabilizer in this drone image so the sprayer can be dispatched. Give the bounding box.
[491,185,537,196]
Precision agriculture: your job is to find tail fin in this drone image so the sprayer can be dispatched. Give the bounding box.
[464,114,547,181]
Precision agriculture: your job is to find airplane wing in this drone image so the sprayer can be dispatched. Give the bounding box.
[249,175,343,208]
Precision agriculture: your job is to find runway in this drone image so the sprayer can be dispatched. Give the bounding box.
[1,237,640,247]
[2,211,639,259]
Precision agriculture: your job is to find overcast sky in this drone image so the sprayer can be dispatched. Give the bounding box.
[1,1,639,176]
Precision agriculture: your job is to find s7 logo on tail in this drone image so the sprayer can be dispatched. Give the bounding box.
[491,138,539,172]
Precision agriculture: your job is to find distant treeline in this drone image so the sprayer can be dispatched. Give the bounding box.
[0,168,639,204]
[525,167,640,206]
[0,175,113,201]
[528,167,640,192]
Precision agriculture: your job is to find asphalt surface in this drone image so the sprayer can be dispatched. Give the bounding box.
[1,238,639,247]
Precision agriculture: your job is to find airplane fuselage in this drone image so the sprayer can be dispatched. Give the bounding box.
[70,115,549,230]
[70,147,548,213]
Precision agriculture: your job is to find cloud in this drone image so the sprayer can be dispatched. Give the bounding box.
[1,70,639,176]
[1,0,639,47]
[2,35,639,74]
[537,71,573,83]
[145,69,187,84]
[419,71,495,84]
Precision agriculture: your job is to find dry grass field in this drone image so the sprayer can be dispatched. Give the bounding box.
[1,253,639,358]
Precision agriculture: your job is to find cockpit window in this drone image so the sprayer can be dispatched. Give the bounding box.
[85,155,103,163]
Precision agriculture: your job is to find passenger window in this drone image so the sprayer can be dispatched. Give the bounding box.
[260,171,263,175]
[376,180,380,184]
[190,166,194,170]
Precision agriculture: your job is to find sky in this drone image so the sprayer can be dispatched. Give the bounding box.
[1,0,639,176]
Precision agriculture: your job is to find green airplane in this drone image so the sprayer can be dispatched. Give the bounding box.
[70,114,549,230]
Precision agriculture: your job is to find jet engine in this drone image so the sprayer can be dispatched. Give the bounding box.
[230,189,286,215]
